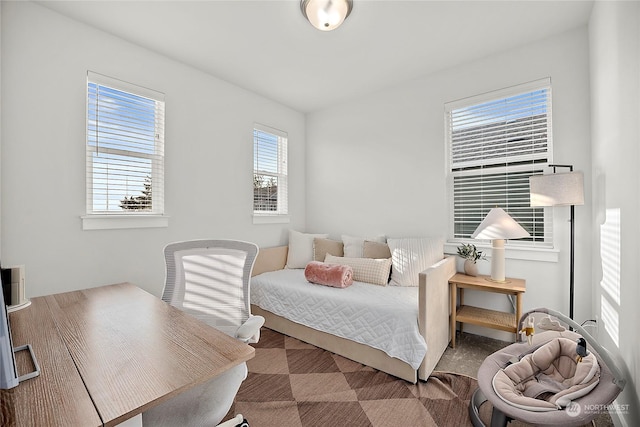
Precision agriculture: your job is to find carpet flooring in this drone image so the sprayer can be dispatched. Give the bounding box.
[226,328,478,427]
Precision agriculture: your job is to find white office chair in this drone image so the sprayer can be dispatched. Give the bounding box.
[143,239,264,427]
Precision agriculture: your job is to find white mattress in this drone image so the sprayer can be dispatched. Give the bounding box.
[250,269,427,369]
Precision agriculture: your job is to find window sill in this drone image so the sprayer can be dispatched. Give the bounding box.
[252,214,290,225]
[82,214,170,230]
[444,242,559,263]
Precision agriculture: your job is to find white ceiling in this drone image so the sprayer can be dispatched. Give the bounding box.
[37,0,594,113]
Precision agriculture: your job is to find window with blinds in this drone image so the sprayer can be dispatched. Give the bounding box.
[86,72,165,215]
[253,124,288,216]
[446,79,553,247]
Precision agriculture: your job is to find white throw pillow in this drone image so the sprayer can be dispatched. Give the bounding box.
[387,237,444,287]
[341,234,386,258]
[324,254,392,286]
[286,230,329,269]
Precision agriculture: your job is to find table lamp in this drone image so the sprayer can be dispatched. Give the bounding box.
[529,166,584,319]
[471,207,530,282]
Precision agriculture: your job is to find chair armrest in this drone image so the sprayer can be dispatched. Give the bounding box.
[417,256,456,380]
[236,315,266,343]
[216,414,247,427]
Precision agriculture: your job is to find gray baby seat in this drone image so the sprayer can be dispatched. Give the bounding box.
[492,336,600,411]
[470,308,626,427]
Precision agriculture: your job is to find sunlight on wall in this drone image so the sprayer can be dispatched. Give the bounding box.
[600,208,620,347]
[601,295,620,348]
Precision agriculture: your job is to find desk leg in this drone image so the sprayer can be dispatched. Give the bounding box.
[450,282,456,348]
[117,414,142,427]
[516,292,523,342]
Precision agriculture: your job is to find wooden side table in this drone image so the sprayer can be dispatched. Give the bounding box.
[449,273,526,348]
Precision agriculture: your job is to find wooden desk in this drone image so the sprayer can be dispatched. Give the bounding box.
[1,283,255,426]
[0,297,102,426]
[449,273,526,348]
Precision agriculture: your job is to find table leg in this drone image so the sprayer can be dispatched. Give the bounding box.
[459,289,464,337]
[450,282,456,348]
[516,292,522,341]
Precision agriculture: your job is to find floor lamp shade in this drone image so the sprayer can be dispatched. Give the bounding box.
[529,170,584,319]
[529,171,585,207]
[471,208,530,282]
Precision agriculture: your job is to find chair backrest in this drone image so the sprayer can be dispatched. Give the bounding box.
[163,240,259,336]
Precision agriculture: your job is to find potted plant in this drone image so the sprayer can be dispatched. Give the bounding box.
[456,243,486,276]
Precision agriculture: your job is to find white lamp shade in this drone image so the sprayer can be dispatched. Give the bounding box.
[471,208,529,282]
[529,171,584,207]
[471,207,530,240]
[301,0,352,31]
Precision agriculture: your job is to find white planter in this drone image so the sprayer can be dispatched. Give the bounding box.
[463,259,478,277]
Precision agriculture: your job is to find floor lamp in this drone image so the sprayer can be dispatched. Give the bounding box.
[471,207,530,283]
[529,165,585,319]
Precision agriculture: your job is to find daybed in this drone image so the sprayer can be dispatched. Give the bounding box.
[250,236,456,384]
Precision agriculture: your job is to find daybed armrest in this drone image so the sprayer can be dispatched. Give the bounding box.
[252,246,288,276]
[417,256,456,380]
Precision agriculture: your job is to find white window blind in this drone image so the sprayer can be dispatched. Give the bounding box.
[446,79,553,247]
[86,72,165,215]
[253,124,288,215]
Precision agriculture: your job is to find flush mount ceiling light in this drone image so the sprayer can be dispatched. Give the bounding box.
[301,0,353,31]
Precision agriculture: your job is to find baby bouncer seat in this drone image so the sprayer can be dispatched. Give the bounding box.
[469,308,626,427]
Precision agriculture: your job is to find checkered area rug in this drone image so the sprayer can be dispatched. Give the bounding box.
[225,328,477,427]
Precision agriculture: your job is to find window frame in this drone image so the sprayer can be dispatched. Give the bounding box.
[82,71,168,230]
[445,78,554,251]
[252,123,289,224]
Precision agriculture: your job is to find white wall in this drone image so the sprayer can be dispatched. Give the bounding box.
[0,3,2,261]
[0,2,305,297]
[589,1,640,425]
[306,28,593,337]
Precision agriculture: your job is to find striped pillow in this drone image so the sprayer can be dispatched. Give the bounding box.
[324,255,392,286]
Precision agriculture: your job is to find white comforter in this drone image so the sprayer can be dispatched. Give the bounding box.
[250,269,427,369]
